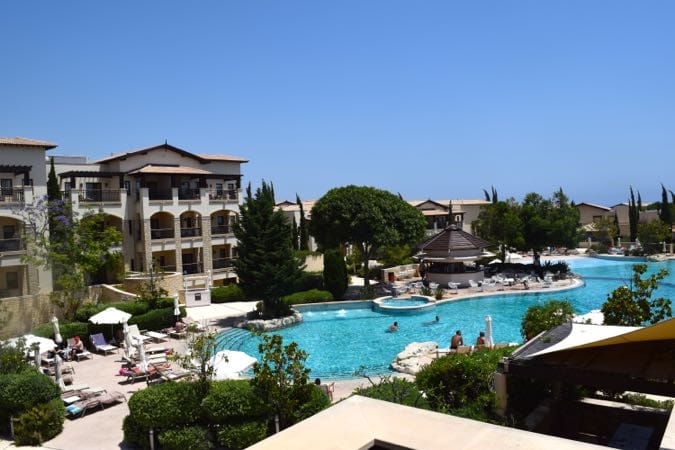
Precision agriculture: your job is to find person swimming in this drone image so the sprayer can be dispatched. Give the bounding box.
[387,321,399,332]
[424,315,440,326]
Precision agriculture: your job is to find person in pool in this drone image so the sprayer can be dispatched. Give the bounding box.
[387,321,399,332]
[424,315,440,326]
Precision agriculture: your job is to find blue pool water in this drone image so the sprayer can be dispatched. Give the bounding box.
[381,296,430,307]
[217,258,675,379]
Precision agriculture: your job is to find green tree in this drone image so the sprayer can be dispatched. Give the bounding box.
[660,184,672,227]
[521,300,574,340]
[233,182,303,318]
[629,187,638,242]
[170,330,218,396]
[251,335,312,431]
[447,200,454,225]
[520,193,552,251]
[290,216,299,251]
[548,188,581,249]
[296,194,309,251]
[591,217,619,247]
[602,264,671,326]
[47,158,60,202]
[309,186,426,286]
[472,199,524,261]
[17,198,122,319]
[637,220,671,252]
[323,248,348,299]
[614,213,621,239]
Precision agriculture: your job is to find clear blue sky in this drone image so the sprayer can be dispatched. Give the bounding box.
[2,1,674,205]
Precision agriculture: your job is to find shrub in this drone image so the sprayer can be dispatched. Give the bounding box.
[323,249,348,299]
[32,321,90,342]
[159,426,214,450]
[123,415,151,450]
[127,382,203,430]
[291,272,324,293]
[129,307,184,332]
[12,399,64,446]
[202,380,266,423]
[75,301,150,322]
[211,284,247,304]
[359,285,376,300]
[0,372,62,416]
[282,289,333,305]
[295,384,332,421]
[521,299,574,340]
[216,421,268,450]
[416,347,514,421]
[354,377,430,410]
[0,340,31,375]
[155,297,180,309]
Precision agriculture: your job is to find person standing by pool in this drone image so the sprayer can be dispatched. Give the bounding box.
[450,330,463,349]
[387,321,399,332]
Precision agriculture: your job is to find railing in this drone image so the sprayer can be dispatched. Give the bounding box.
[178,189,201,200]
[0,238,24,252]
[213,258,235,270]
[150,228,174,239]
[0,188,25,204]
[211,225,231,235]
[158,265,177,272]
[73,189,122,203]
[182,262,203,275]
[208,189,238,202]
[148,190,173,201]
[181,227,202,238]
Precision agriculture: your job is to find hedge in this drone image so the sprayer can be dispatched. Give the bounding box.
[354,378,430,410]
[211,285,246,304]
[295,384,332,422]
[202,380,266,424]
[12,398,65,446]
[158,426,214,450]
[128,307,186,332]
[282,289,333,305]
[291,272,324,293]
[127,382,203,430]
[216,421,268,450]
[75,301,150,323]
[31,321,89,342]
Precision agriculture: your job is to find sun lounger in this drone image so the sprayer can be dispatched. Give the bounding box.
[67,338,93,361]
[152,364,191,382]
[469,280,483,292]
[90,333,117,355]
[128,324,151,343]
[447,282,459,294]
[144,330,168,343]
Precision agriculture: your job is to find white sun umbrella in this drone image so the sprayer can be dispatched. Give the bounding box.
[51,316,63,345]
[7,334,56,355]
[54,354,66,391]
[488,259,502,265]
[505,252,523,263]
[485,315,494,349]
[89,307,132,340]
[34,346,42,368]
[123,322,134,359]
[210,350,256,380]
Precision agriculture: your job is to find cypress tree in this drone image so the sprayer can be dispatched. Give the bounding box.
[297,194,309,251]
[614,213,621,239]
[233,181,303,318]
[629,187,638,242]
[323,248,348,299]
[291,216,299,250]
[660,184,672,226]
[47,157,60,201]
[447,200,454,226]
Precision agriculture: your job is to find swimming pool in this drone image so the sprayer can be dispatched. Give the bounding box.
[216,258,675,379]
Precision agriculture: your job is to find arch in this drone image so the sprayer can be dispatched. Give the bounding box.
[0,216,26,252]
[150,211,175,239]
[179,210,202,238]
[210,209,238,236]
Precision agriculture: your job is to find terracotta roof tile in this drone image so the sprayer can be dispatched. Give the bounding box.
[0,136,57,149]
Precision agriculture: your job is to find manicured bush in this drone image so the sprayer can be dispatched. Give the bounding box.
[127,382,203,430]
[216,421,268,450]
[291,272,324,293]
[75,301,150,322]
[158,426,214,450]
[521,299,574,340]
[211,284,247,304]
[12,398,65,446]
[323,249,348,299]
[202,380,266,423]
[282,289,333,305]
[155,297,180,309]
[0,372,62,416]
[354,377,430,410]
[31,321,89,342]
[129,307,185,331]
[123,415,151,450]
[295,384,332,422]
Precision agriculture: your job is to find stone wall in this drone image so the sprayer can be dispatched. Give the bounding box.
[303,254,324,272]
[0,294,53,339]
[123,272,183,297]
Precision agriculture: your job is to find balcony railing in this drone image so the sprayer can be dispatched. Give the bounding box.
[208,189,238,202]
[151,228,174,239]
[0,188,25,204]
[0,238,24,252]
[181,227,202,238]
[158,265,177,272]
[148,190,173,201]
[73,189,122,203]
[182,262,203,275]
[211,225,231,236]
[213,258,235,270]
[178,189,201,200]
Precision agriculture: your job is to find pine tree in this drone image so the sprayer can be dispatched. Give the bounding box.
[47,157,60,201]
[297,194,309,251]
[233,181,303,318]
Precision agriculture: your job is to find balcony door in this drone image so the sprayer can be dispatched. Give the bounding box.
[85,182,102,201]
[1,179,12,197]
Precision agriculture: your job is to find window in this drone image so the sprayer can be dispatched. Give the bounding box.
[195,292,202,302]
[151,219,160,230]
[1,179,12,196]
[6,272,18,290]
[124,180,131,195]
[217,215,225,226]
[215,183,223,197]
[3,225,15,239]
[128,220,133,235]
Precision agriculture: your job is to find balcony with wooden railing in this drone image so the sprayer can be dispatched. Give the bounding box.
[0,238,25,253]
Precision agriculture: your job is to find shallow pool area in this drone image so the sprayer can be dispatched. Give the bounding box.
[381,296,430,307]
[216,258,675,379]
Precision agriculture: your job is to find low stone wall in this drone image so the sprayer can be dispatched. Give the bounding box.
[123,272,183,296]
[238,310,303,332]
[0,294,53,339]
